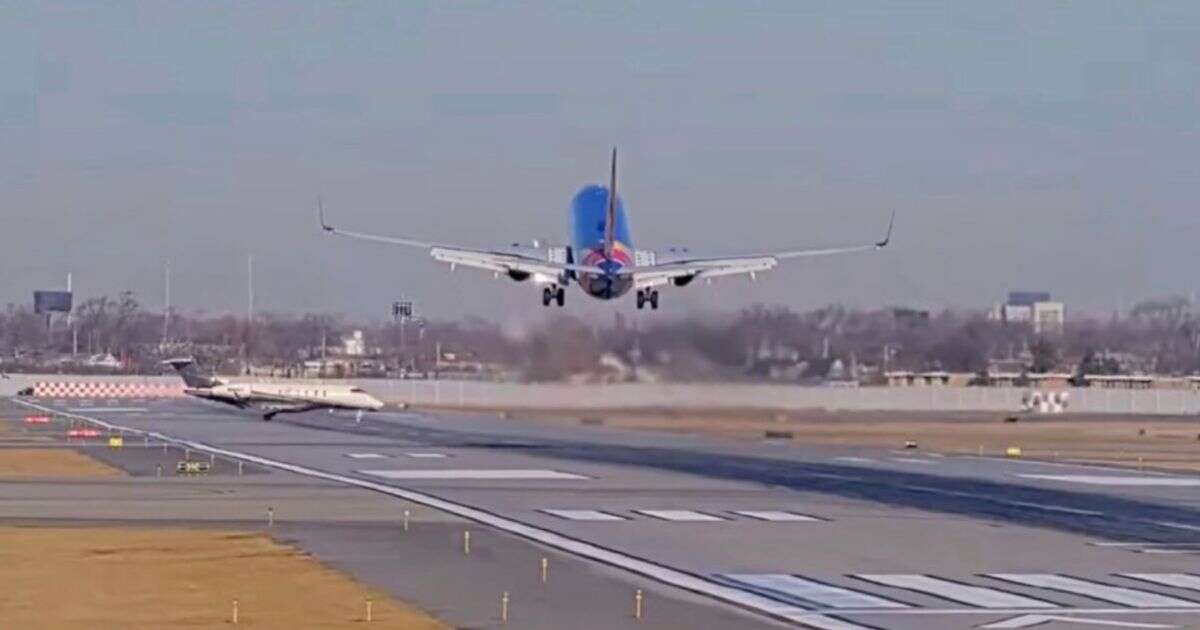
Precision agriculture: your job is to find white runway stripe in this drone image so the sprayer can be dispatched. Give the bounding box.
[788,615,878,630]
[988,574,1200,608]
[732,510,821,522]
[1156,521,1200,532]
[345,453,388,459]
[717,574,908,610]
[833,457,875,464]
[362,469,588,480]
[891,458,937,465]
[1121,574,1200,592]
[635,510,724,522]
[540,509,626,522]
[69,407,147,413]
[405,452,447,459]
[1017,474,1200,487]
[855,575,1056,609]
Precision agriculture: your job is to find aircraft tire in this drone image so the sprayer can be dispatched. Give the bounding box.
[555,287,565,307]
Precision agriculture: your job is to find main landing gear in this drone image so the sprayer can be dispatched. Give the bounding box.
[636,289,659,310]
[542,285,565,307]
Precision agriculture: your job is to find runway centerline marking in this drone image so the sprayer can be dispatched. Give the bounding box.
[833,457,876,464]
[988,574,1200,609]
[361,469,589,480]
[1017,475,1200,487]
[345,453,388,459]
[854,574,1057,609]
[405,452,448,459]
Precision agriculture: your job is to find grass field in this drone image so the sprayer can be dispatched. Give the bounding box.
[0,526,448,629]
[0,448,124,478]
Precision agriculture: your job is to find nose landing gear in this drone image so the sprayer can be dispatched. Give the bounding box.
[636,289,659,310]
[542,285,566,307]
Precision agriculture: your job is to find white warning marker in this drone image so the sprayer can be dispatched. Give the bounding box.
[345,453,388,459]
[717,574,907,610]
[732,510,821,522]
[988,574,1200,608]
[540,509,626,522]
[635,510,724,522]
[1120,573,1200,592]
[855,575,1057,609]
[362,469,589,480]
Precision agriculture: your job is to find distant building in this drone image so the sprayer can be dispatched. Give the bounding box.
[991,290,1064,333]
[343,330,365,356]
[1032,301,1065,334]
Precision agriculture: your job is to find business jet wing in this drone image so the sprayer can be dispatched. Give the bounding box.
[318,200,605,279]
[622,211,894,289]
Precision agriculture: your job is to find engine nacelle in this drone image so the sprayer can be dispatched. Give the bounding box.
[672,274,697,287]
[507,269,531,282]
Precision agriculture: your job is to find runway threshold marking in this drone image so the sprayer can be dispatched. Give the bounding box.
[13,399,836,627]
[853,574,1057,609]
[715,574,908,610]
[540,509,627,522]
[988,575,1200,609]
[635,509,725,522]
[1119,574,1200,592]
[732,511,822,522]
[361,469,588,480]
[1017,475,1200,487]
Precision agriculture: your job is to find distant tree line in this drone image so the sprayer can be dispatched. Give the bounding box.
[2,293,1200,380]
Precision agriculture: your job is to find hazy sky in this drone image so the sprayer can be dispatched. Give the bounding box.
[3,2,1199,322]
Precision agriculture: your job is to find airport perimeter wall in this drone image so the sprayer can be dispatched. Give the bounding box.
[5,374,1196,415]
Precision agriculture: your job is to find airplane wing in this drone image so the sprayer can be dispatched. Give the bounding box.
[622,211,895,289]
[318,200,605,279]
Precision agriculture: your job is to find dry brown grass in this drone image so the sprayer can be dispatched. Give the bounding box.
[0,526,448,629]
[0,448,124,479]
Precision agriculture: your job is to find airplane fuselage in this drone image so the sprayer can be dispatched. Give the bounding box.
[570,185,634,300]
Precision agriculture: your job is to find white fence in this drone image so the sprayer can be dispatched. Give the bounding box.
[3,374,1198,415]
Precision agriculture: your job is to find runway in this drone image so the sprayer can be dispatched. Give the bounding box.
[11,396,1200,629]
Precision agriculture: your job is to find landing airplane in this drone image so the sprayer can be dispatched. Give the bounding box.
[164,358,384,421]
[320,149,893,310]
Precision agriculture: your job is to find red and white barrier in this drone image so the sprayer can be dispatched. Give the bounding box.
[32,382,184,399]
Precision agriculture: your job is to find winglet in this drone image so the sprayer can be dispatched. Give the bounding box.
[875,210,896,249]
[603,147,617,260]
[317,196,334,233]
